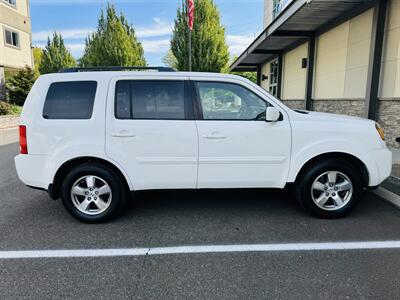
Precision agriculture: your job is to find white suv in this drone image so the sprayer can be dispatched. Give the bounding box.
[15,67,392,222]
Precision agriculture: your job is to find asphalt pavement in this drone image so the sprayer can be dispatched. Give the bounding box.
[1,140,400,299]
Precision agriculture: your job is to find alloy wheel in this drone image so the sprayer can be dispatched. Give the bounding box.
[70,175,112,215]
[311,171,353,211]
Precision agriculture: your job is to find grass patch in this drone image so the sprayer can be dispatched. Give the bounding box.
[0,102,22,116]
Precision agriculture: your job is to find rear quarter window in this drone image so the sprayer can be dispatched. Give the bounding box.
[43,81,97,119]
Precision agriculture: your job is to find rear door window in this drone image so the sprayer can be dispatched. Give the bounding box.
[115,80,189,120]
[43,81,97,119]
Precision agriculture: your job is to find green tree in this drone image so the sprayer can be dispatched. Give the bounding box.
[39,33,76,74]
[6,66,37,106]
[32,47,43,73]
[162,50,178,69]
[80,4,146,67]
[231,71,257,83]
[228,56,257,83]
[171,0,229,72]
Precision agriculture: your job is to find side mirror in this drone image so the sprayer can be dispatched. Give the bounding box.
[266,106,280,122]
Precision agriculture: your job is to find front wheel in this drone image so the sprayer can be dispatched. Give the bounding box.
[61,163,127,223]
[295,159,363,218]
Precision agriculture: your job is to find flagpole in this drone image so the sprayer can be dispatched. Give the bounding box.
[188,0,194,72]
[189,28,192,72]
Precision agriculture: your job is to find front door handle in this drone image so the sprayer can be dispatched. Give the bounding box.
[202,133,227,140]
[111,130,136,138]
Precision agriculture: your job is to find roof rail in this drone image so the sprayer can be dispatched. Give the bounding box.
[58,66,176,73]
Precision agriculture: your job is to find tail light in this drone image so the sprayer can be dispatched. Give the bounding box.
[19,125,28,154]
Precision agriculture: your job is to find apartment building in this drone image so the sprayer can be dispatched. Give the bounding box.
[231,0,400,149]
[0,0,33,99]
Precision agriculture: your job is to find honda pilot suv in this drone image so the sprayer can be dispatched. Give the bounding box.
[15,67,392,223]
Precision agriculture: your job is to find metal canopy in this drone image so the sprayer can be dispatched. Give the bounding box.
[230,0,377,72]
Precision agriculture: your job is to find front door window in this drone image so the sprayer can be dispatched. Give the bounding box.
[196,82,267,121]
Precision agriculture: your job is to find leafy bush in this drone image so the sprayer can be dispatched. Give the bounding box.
[6,66,37,106]
[0,101,22,116]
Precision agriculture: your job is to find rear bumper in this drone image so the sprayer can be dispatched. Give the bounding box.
[14,154,50,190]
[369,148,392,186]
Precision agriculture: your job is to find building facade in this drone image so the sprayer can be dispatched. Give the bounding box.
[231,0,400,149]
[0,0,33,100]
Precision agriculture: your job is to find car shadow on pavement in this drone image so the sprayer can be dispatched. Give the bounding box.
[126,188,302,217]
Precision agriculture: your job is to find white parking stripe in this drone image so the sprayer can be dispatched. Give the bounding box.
[1,241,400,259]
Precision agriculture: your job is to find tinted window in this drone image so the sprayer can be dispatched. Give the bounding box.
[43,81,97,119]
[5,0,16,6]
[5,30,12,45]
[115,81,131,119]
[197,82,267,120]
[115,80,186,120]
[4,29,19,47]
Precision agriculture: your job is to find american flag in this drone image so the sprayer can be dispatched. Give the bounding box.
[188,0,195,31]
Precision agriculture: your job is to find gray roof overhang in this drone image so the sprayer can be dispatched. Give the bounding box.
[230,0,377,72]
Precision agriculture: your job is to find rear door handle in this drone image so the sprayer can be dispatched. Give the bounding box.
[111,130,136,138]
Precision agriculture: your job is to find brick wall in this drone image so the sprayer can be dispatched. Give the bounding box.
[312,99,365,117]
[377,99,400,149]
[280,100,305,110]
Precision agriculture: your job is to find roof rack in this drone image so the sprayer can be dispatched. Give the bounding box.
[58,66,176,73]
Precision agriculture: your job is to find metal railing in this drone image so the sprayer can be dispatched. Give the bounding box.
[59,66,176,73]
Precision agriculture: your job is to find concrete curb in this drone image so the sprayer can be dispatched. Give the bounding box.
[372,187,400,209]
[392,149,400,165]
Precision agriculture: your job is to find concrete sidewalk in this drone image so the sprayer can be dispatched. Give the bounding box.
[0,115,19,130]
[0,128,18,146]
[373,149,400,209]
[0,115,19,146]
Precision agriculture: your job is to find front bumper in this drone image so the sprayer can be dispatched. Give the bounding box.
[369,148,392,186]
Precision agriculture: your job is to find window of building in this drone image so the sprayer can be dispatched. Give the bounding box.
[3,0,16,7]
[43,81,98,119]
[115,80,186,120]
[196,82,267,120]
[269,59,279,97]
[4,29,19,47]
[273,0,293,19]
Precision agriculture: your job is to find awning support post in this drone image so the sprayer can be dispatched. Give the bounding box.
[256,65,262,86]
[277,53,283,99]
[305,35,316,111]
[365,0,387,120]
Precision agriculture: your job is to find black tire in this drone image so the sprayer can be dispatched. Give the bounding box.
[61,163,127,223]
[295,158,363,218]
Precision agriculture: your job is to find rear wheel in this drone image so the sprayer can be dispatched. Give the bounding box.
[295,159,363,218]
[61,163,127,223]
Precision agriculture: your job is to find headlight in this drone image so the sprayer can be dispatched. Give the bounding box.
[375,123,385,141]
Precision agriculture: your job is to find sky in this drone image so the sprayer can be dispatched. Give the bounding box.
[30,0,264,66]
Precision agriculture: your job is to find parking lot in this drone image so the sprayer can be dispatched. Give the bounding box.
[1,136,400,299]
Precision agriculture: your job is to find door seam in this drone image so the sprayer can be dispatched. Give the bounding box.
[194,120,200,189]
